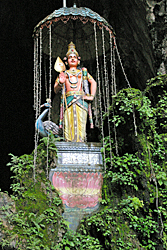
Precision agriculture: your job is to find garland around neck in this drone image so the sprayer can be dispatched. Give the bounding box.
[66,70,82,85]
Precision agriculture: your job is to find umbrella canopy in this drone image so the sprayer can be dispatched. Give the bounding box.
[33,7,115,61]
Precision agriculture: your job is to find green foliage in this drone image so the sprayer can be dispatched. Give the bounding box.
[56,230,102,250]
[0,135,105,250]
[118,197,158,248]
[78,203,145,250]
[0,136,66,250]
[145,74,167,92]
[77,194,159,249]
[105,153,145,192]
[96,75,167,249]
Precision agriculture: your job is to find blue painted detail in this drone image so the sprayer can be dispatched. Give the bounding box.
[35,103,59,138]
[35,108,49,137]
[34,7,114,33]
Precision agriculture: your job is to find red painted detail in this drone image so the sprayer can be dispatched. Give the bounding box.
[52,172,103,208]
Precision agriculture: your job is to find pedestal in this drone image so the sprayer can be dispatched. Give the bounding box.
[49,142,103,231]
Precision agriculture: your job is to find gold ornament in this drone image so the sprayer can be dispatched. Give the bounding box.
[67,69,81,76]
[66,42,79,58]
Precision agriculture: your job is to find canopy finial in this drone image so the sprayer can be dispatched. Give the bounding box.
[63,0,66,7]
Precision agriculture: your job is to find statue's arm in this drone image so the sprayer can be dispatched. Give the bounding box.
[83,73,97,101]
[88,73,97,97]
[54,77,62,94]
[54,72,66,94]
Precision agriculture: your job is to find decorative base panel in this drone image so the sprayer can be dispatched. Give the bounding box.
[49,142,103,231]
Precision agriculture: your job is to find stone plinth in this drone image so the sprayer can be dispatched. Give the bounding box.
[49,142,103,231]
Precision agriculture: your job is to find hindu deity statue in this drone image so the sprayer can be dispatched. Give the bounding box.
[54,42,97,142]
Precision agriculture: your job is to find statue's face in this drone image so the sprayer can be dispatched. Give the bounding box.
[68,53,78,67]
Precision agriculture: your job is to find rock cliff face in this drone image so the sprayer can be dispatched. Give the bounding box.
[146,0,167,74]
[101,0,156,89]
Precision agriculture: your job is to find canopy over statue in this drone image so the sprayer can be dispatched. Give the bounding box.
[33,7,115,61]
[33,3,130,231]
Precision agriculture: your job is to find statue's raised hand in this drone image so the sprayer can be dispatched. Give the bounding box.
[59,72,66,84]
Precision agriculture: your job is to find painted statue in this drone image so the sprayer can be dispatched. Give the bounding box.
[54,42,97,142]
[35,99,59,137]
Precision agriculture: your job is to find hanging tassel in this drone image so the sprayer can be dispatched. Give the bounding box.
[94,22,106,172]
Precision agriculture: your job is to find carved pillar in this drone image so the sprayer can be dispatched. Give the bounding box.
[49,142,103,231]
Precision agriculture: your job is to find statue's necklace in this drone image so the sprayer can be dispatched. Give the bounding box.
[66,70,81,88]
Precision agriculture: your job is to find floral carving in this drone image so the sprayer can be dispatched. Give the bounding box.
[52,172,103,208]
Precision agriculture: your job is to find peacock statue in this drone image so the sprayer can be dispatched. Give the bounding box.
[35,99,59,138]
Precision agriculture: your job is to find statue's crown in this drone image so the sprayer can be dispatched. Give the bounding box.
[66,42,79,57]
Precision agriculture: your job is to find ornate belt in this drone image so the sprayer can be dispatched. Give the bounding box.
[66,91,84,97]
